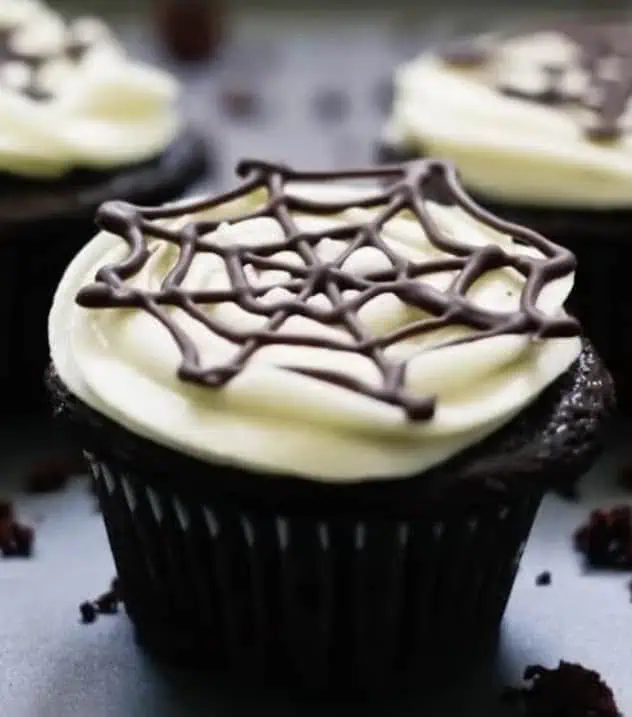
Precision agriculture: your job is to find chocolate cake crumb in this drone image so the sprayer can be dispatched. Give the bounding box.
[79,601,97,624]
[503,661,621,716]
[24,454,86,494]
[574,505,632,569]
[312,88,348,122]
[218,84,261,120]
[0,499,34,558]
[79,577,121,624]
[536,571,552,586]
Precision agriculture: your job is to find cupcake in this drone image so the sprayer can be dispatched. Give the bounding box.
[0,0,207,407]
[48,158,612,692]
[380,20,632,403]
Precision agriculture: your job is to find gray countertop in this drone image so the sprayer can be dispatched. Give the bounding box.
[2,8,632,716]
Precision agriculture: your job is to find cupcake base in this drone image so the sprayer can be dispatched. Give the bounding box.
[378,141,631,409]
[47,342,612,692]
[2,128,208,411]
[91,455,540,692]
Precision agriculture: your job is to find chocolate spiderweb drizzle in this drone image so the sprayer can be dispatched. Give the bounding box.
[0,20,91,100]
[498,24,632,141]
[77,159,579,421]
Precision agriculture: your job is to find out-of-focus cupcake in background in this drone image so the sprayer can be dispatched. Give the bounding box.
[380,19,632,405]
[0,0,208,409]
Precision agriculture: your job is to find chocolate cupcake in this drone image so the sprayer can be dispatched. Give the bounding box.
[48,158,612,692]
[0,0,207,408]
[380,21,632,404]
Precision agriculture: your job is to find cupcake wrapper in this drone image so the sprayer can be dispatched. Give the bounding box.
[87,452,542,692]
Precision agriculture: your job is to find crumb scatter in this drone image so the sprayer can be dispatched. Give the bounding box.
[536,570,552,586]
[502,661,621,717]
[79,577,121,625]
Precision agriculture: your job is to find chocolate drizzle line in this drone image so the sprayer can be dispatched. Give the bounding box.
[0,21,91,101]
[445,23,632,142]
[76,159,579,421]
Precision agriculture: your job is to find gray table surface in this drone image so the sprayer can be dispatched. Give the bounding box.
[2,8,632,716]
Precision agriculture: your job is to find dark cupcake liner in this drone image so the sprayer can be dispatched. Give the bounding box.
[1,129,208,413]
[378,141,630,408]
[86,451,542,692]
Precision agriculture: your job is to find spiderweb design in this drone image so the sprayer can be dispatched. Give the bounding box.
[0,18,92,101]
[496,25,632,141]
[76,159,579,421]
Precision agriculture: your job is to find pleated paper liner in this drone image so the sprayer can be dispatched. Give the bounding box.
[88,452,542,693]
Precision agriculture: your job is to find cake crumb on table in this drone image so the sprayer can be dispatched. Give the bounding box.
[79,577,121,624]
[79,601,97,624]
[502,661,621,717]
[574,505,632,569]
[535,571,552,586]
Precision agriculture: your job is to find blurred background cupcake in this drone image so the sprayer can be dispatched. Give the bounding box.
[0,0,208,409]
[48,157,612,691]
[380,15,632,407]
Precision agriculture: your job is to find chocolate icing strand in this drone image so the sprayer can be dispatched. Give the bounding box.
[77,159,579,421]
[0,17,95,101]
[486,23,632,141]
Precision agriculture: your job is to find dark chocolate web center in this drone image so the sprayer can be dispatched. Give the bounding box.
[76,159,579,421]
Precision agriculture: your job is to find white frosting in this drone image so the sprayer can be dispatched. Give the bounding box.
[0,0,179,178]
[386,30,632,207]
[49,184,581,482]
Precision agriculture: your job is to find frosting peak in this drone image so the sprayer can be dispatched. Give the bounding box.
[0,0,179,178]
[49,160,581,481]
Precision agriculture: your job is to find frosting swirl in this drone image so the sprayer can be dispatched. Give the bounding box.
[49,159,581,482]
[385,22,632,207]
[0,0,179,178]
